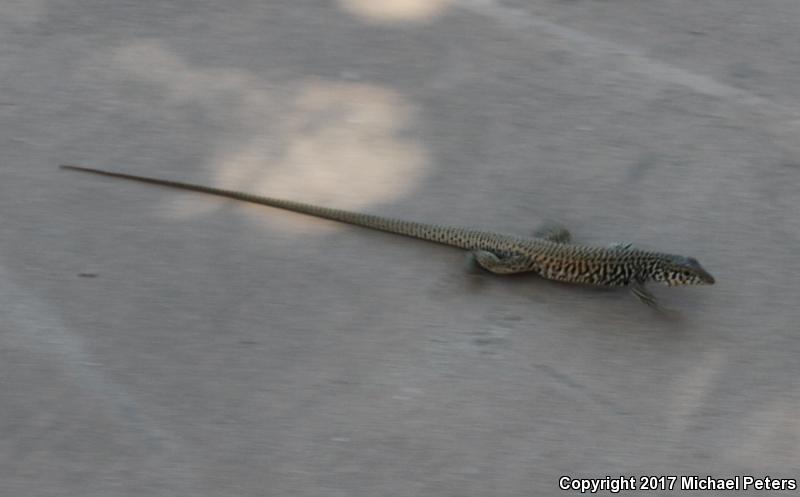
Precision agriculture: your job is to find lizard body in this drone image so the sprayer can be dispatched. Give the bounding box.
[60,165,714,306]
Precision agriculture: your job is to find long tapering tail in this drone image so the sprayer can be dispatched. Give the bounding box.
[59,165,485,249]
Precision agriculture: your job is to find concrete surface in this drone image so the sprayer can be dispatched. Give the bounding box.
[2,1,800,495]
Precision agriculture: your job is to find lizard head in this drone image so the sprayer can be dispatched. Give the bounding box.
[650,255,715,286]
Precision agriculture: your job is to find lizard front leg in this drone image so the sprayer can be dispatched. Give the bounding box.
[631,280,660,308]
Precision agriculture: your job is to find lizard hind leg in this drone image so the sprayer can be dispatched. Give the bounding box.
[467,251,531,275]
[533,223,572,243]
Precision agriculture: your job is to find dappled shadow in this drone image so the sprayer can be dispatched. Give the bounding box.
[110,40,430,232]
[337,0,451,25]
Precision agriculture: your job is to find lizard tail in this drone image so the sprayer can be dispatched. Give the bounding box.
[59,165,481,249]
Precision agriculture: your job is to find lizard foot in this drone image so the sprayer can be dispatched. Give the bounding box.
[630,281,678,316]
[631,281,658,308]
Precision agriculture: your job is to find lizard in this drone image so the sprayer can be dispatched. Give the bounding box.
[60,165,715,308]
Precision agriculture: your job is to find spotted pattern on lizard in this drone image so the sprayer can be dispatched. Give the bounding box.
[60,165,715,308]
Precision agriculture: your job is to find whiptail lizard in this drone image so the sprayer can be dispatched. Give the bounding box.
[61,165,714,308]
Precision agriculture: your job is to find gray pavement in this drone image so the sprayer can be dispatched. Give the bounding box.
[2,1,800,495]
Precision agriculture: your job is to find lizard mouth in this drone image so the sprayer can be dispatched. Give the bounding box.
[698,270,715,285]
[686,257,715,285]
